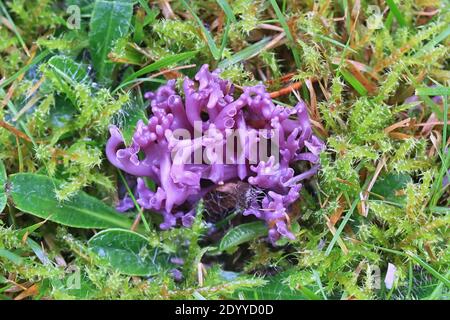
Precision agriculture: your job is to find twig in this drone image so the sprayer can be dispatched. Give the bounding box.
[257,23,284,32]
[359,156,386,217]
[0,120,32,142]
[269,81,302,98]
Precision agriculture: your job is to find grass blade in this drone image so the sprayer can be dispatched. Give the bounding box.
[408,253,450,288]
[218,38,270,69]
[364,243,450,289]
[385,0,407,28]
[218,18,231,60]
[269,0,301,68]
[443,96,448,158]
[121,51,197,85]
[216,0,236,22]
[0,50,50,90]
[415,86,450,96]
[340,69,368,96]
[414,25,450,58]
[181,0,220,60]
[0,0,29,56]
[325,194,359,256]
[0,160,6,213]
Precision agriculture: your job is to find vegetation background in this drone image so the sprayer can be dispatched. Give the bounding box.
[0,0,448,300]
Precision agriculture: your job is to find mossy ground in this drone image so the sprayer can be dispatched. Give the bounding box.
[0,0,449,300]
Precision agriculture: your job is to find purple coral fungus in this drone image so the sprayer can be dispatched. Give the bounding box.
[106,65,324,244]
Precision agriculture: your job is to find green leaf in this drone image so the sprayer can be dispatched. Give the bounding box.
[371,173,412,203]
[219,222,268,252]
[17,220,48,239]
[430,206,450,214]
[121,106,148,145]
[49,96,78,129]
[89,0,134,84]
[89,228,171,276]
[8,173,133,229]
[234,271,321,300]
[48,55,89,85]
[0,160,6,212]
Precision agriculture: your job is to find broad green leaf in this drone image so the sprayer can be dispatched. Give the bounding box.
[48,55,89,84]
[234,271,321,300]
[8,173,133,229]
[89,228,171,276]
[371,173,412,203]
[49,96,78,129]
[0,160,6,212]
[120,104,148,145]
[219,222,268,252]
[89,0,134,84]
[51,272,97,300]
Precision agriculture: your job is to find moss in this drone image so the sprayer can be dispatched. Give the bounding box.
[0,0,448,300]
